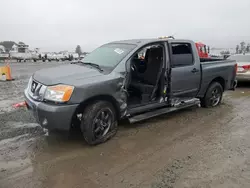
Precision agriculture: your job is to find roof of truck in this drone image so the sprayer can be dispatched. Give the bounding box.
[109,38,193,46]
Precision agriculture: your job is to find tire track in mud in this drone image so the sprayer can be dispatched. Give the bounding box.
[0,109,44,140]
[0,62,69,187]
[0,109,45,180]
[150,157,192,188]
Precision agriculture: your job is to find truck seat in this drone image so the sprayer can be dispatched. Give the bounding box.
[130,47,163,97]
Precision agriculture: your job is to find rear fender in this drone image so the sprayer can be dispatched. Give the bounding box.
[197,77,225,97]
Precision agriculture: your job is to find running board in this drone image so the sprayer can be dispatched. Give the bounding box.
[128,98,200,123]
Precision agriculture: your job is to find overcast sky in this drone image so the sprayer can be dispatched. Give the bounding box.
[0,0,250,52]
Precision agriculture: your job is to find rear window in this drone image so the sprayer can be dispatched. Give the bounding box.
[172,43,192,54]
[229,55,250,62]
[171,43,193,67]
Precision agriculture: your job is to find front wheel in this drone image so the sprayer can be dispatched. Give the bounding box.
[201,82,223,108]
[81,101,118,145]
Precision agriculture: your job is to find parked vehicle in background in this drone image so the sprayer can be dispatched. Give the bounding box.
[71,53,79,60]
[0,45,9,61]
[79,52,90,60]
[0,53,9,61]
[46,53,56,62]
[195,42,210,58]
[10,44,32,62]
[195,42,229,61]
[79,54,85,60]
[63,53,79,61]
[31,48,41,62]
[56,53,65,61]
[41,52,65,62]
[9,44,40,62]
[31,53,40,62]
[229,54,250,81]
[24,37,237,145]
[40,53,47,62]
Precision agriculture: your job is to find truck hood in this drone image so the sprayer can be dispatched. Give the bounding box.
[33,64,106,85]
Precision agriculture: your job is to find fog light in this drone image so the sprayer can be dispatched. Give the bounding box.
[42,118,48,126]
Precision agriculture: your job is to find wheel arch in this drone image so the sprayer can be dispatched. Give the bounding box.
[210,77,225,91]
[200,77,224,108]
[198,76,225,98]
[75,95,121,119]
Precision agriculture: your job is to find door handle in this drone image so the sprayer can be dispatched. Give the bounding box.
[191,68,199,73]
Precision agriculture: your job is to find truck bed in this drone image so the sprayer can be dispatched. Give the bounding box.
[200,57,225,62]
[197,59,236,97]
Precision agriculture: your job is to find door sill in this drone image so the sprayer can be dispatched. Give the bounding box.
[127,101,168,116]
[128,98,200,123]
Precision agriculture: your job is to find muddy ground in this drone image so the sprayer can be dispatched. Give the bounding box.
[1,62,250,188]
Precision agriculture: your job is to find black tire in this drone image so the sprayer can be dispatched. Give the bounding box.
[201,82,223,108]
[81,101,118,145]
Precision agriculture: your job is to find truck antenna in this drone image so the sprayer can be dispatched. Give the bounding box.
[168,35,175,39]
[168,33,176,39]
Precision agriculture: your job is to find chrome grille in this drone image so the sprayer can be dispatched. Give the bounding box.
[28,78,47,101]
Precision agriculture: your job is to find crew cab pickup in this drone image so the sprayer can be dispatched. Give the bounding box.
[24,38,237,145]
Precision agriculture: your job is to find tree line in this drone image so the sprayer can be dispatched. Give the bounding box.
[236,42,250,54]
[1,41,86,56]
[0,41,27,52]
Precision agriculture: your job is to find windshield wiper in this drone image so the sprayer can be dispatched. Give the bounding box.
[72,61,103,72]
[82,62,103,72]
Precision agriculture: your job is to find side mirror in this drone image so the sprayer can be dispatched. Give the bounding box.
[208,46,210,53]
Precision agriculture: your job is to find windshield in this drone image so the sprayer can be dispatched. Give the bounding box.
[229,55,250,62]
[83,43,136,68]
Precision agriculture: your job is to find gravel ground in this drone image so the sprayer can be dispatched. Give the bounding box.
[0,62,250,188]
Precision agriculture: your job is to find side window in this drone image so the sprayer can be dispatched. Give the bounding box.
[171,43,193,67]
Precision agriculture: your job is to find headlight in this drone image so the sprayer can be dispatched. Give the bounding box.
[27,76,32,89]
[44,85,74,102]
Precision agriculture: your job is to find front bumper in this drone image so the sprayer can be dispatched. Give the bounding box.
[236,74,250,82]
[24,89,78,131]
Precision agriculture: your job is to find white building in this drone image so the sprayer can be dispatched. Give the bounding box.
[0,45,6,53]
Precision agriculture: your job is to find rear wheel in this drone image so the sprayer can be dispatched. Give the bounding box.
[201,82,223,108]
[81,101,118,145]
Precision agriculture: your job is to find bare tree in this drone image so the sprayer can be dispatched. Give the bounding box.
[246,44,250,53]
[236,45,239,54]
[240,41,246,53]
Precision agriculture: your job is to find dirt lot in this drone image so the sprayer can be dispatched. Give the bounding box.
[1,62,250,188]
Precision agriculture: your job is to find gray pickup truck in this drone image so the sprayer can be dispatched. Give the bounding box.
[24,38,237,145]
